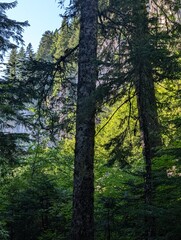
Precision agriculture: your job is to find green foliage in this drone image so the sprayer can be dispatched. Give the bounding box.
[36,31,54,61]
[0,1,29,60]
[0,142,74,240]
[0,47,32,174]
[0,0,181,239]
[0,2,30,176]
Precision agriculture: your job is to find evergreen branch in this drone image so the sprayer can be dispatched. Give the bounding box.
[95,93,136,136]
[54,44,79,69]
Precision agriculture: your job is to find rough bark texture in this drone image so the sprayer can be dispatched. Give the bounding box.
[71,0,98,239]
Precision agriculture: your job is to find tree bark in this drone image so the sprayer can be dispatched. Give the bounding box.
[71,0,98,239]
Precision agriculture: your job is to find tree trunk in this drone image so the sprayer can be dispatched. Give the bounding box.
[136,71,161,240]
[71,0,98,239]
[132,2,162,239]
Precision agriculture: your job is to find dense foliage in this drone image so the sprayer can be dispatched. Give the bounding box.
[0,1,181,240]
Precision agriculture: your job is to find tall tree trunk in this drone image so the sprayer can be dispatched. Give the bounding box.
[71,0,98,239]
[136,71,162,240]
[132,1,162,239]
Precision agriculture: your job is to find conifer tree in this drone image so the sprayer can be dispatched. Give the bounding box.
[97,1,180,239]
[0,1,29,174]
[25,43,35,59]
[72,0,98,239]
[0,49,28,174]
[0,1,29,60]
[36,31,54,61]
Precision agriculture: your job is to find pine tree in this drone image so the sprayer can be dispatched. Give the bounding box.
[97,0,180,239]
[131,3,161,238]
[0,1,29,60]
[36,31,54,61]
[0,2,29,175]
[0,48,29,174]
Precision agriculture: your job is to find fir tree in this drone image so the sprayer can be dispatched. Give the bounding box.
[0,1,29,175]
[72,0,98,239]
[0,1,29,60]
[97,0,180,239]
[36,31,54,61]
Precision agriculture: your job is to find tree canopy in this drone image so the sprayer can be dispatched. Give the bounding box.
[0,1,181,240]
